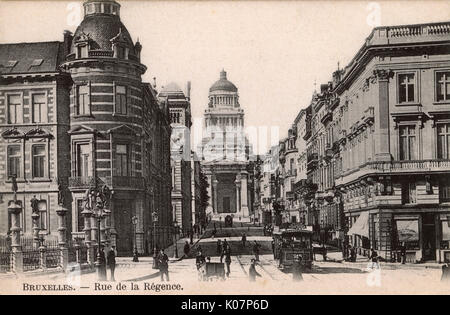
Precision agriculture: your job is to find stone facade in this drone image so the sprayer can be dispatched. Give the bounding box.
[199,70,252,222]
[0,0,173,257]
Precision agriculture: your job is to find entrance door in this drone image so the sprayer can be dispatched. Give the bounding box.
[115,200,133,256]
[223,197,230,213]
[422,214,436,261]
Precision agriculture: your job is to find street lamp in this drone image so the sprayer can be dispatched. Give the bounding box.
[84,185,110,281]
[132,215,139,262]
[152,211,159,269]
[173,220,179,259]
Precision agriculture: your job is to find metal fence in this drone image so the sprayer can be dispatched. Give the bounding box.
[46,248,60,269]
[22,250,40,272]
[0,250,11,273]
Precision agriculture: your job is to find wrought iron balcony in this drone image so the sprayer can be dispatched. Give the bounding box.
[336,159,450,186]
[69,176,145,190]
[69,176,97,189]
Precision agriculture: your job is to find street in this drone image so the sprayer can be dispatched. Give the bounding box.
[2,233,448,295]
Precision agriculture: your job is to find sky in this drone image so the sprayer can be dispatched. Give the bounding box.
[1,0,450,154]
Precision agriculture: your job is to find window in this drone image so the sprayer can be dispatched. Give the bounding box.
[7,146,21,178]
[394,220,419,250]
[115,144,129,176]
[115,85,127,115]
[437,123,450,159]
[399,125,416,160]
[77,199,85,232]
[436,71,450,102]
[440,177,450,202]
[77,45,88,58]
[7,94,21,124]
[402,181,417,204]
[76,85,90,115]
[441,220,450,249]
[38,200,47,230]
[32,145,46,178]
[117,46,126,59]
[32,94,46,123]
[398,73,416,103]
[76,143,91,177]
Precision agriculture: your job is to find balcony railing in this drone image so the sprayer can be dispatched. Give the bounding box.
[69,176,145,190]
[69,176,97,189]
[336,159,450,186]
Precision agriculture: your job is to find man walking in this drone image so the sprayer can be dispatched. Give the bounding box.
[224,246,232,277]
[253,241,261,262]
[157,249,169,282]
[183,241,191,258]
[241,233,247,249]
[107,246,116,282]
[217,239,223,256]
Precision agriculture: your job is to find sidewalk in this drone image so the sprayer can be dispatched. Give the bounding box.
[323,251,444,270]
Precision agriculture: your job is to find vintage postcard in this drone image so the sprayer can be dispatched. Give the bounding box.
[0,0,449,298]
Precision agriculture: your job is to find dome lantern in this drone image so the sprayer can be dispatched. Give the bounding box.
[84,0,121,17]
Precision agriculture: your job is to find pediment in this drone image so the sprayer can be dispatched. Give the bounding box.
[1,128,25,139]
[107,124,139,136]
[68,125,98,135]
[25,127,53,139]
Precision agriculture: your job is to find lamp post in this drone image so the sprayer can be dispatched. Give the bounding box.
[83,185,110,281]
[152,211,158,269]
[173,220,179,259]
[132,215,139,262]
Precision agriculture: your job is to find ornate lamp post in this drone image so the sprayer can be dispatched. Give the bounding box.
[132,216,139,262]
[83,185,110,281]
[152,211,159,269]
[30,195,40,248]
[173,220,179,259]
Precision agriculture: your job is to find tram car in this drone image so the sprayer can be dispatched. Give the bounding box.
[273,229,314,270]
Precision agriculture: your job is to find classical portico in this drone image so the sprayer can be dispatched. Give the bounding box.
[200,70,252,222]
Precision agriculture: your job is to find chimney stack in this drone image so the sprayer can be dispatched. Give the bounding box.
[63,30,73,59]
[186,81,191,100]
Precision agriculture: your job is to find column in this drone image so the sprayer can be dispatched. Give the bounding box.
[206,173,213,215]
[235,174,241,214]
[240,172,249,218]
[56,207,69,271]
[374,69,393,161]
[109,195,117,248]
[212,176,219,215]
[8,201,23,273]
[82,208,94,265]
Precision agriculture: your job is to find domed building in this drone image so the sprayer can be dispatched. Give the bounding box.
[199,70,252,221]
[60,0,173,257]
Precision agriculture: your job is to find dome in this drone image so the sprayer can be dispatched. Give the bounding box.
[209,70,238,93]
[70,14,136,56]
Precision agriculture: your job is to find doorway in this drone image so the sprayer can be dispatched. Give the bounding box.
[422,213,436,261]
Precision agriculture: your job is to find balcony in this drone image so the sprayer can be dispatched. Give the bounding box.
[320,109,333,125]
[362,107,375,125]
[69,176,145,190]
[336,159,450,186]
[69,176,97,189]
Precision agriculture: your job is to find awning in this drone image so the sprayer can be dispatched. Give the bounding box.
[348,211,370,238]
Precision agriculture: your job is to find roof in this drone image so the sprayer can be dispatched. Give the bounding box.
[159,82,186,99]
[71,14,135,55]
[210,69,238,93]
[0,41,63,74]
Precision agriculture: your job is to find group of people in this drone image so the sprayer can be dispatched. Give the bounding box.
[96,246,117,282]
[263,225,273,236]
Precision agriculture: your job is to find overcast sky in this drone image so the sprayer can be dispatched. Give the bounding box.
[1,1,449,153]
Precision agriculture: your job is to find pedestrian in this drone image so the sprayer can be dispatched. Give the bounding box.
[253,241,261,262]
[98,246,107,281]
[184,241,190,258]
[263,225,267,236]
[157,249,169,282]
[441,263,450,283]
[292,255,304,282]
[400,242,407,265]
[349,246,356,263]
[221,240,229,263]
[196,250,206,270]
[107,246,116,282]
[249,259,262,282]
[322,244,327,262]
[217,239,222,256]
[224,246,232,277]
[242,233,247,249]
[369,248,379,270]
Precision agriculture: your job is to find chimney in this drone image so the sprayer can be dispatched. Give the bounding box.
[186,81,191,100]
[63,30,73,59]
